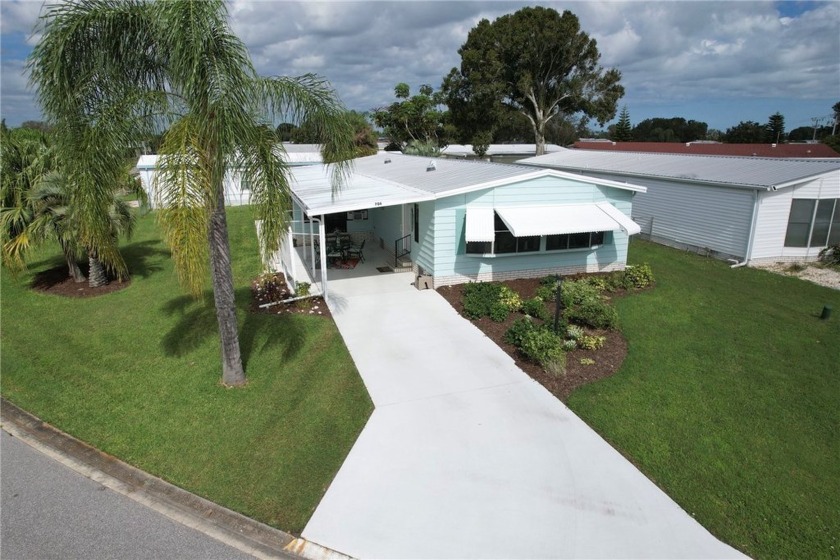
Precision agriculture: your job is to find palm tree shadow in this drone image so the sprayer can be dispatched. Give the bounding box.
[238,288,307,370]
[121,240,169,279]
[160,292,217,357]
[160,287,307,367]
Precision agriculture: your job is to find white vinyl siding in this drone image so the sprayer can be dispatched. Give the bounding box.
[752,173,840,261]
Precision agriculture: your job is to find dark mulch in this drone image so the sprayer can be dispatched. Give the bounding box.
[436,277,628,402]
[31,263,131,298]
[249,272,332,319]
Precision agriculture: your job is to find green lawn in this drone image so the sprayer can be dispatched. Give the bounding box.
[0,206,373,534]
[568,240,840,560]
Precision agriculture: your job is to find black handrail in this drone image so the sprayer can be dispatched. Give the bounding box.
[395,234,411,268]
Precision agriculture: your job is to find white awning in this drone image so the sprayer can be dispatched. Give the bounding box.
[494,203,640,237]
[594,202,641,236]
[465,207,495,242]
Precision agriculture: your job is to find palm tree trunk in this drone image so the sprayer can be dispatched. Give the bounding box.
[208,188,246,387]
[62,242,86,283]
[88,250,108,287]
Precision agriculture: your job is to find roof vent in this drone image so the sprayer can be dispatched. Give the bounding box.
[426,160,436,172]
[384,158,391,164]
[771,143,777,148]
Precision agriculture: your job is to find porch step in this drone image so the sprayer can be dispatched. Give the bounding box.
[395,255,413,271]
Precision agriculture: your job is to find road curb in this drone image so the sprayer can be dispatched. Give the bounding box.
[0,398,353,560]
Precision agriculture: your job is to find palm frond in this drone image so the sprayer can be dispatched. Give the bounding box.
[155,115,211,297]
[256,75,356,196]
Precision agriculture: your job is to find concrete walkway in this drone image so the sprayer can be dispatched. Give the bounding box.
[303,269,746,559]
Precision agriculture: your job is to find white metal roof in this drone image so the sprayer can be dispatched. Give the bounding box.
[137,152,646,215]
[441,143,562,157]
[291,153,645,214]
[519,148,840,190]
[290,163,434,215]
[134,145,322,169]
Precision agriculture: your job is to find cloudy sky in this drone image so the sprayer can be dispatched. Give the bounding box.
[1,0,838,134]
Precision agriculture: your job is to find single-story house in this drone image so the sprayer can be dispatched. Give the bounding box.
[137,152,646,292]
[520,148,840,264]
[136,143,323,208]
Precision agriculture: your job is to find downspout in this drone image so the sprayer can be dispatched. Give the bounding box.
[730,188,762,268]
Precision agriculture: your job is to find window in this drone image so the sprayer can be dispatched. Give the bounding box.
[465,212,603,255]
[784,199,839,248]
[546,231,605,251]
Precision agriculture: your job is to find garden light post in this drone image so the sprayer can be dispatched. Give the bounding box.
[553,274,563,334]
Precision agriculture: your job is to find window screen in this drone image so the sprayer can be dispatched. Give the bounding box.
[810,199,836,247]
[784,199,815,248]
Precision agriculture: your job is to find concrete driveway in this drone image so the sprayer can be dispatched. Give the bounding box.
[303,269,746,559]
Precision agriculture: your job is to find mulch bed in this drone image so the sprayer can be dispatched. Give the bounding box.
[436,277,628,402]
[249,272,332,319]
[31,263,131,298]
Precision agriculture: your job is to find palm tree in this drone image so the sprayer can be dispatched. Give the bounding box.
[28,0,355,386]
[2,127,139,287]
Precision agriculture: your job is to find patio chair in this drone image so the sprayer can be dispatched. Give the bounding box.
[346,239,365,262]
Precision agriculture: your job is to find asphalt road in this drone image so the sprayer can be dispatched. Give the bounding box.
[1,429,255,560]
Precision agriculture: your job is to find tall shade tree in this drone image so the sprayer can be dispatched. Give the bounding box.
[443,7,624,156]
[28,0,355,386]
[723,121,765,143]
[372,83,451,151]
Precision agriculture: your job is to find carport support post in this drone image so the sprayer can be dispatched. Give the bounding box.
[553,275,563,334]
[318,216,328,302]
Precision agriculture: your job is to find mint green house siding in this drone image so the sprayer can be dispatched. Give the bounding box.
[428,177,635,286]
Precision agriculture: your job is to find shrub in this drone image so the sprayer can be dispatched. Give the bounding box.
[566,324,585,340]
[519,328,565,367]
[498,285,522,312]
[535,283,557,302]
[562,339,577,351]
[296,281,311,297]
[489,301,510,322]
[462,282,502,319]
[818,244,840,266]
[504,316,536,346]
[582,275,609,292]
[540,275,559,286]
[623,263,655,289]
[560,280,602,308]
[579,358,596,366]
[521,297,549,321]
[579,334,606,350]
[566,299,619,330]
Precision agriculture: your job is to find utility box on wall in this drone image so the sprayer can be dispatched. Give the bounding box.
[415,274,432,290]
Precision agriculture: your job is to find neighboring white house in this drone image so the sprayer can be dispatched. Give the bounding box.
[136,143,323,208]
[137,152,647,294]
[520,148,840,265]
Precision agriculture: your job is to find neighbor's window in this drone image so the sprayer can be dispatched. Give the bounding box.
[784,198,839,248]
